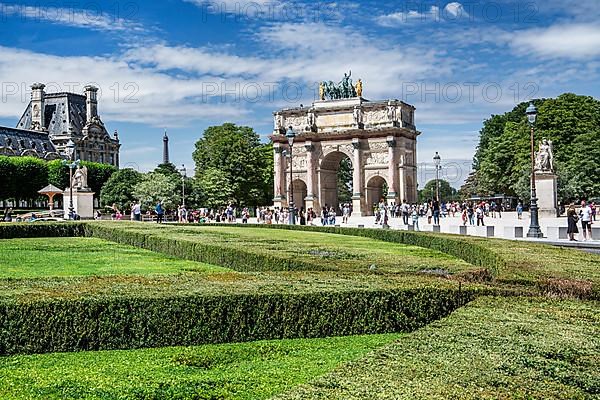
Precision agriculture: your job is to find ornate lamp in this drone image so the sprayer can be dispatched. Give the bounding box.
[526,103,543,238]
[433,152,441,202]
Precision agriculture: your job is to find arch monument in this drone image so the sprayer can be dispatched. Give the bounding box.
[270,89,419,216]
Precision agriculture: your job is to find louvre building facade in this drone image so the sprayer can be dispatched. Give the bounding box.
[0,83,120,166]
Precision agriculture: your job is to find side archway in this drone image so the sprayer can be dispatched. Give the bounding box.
[289,179,307,211]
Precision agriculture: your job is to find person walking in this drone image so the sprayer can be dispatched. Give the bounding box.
[401,200,410,225]
[566,203,579,241]
[342,204,350,224]
[516,202,523,219]
[426,204,433,224]
[580,200,593,240]
[476,204,485,226]
[411,207,419,231]
[132,201,141,222]
[432,200,440,225]
[467,204,475,225]
[155,201,164,224]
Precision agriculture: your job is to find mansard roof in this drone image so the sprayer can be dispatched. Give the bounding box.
[16,92,91,137]
[0,126,60,159]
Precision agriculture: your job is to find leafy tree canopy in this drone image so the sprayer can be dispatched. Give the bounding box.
[419,179,457,203]
[192,123,272,207]
[99,168,143,210]
[465,93,600,203]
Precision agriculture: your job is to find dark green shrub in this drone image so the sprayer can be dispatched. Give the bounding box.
[0,288,475,355]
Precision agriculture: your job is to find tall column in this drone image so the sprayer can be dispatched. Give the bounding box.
[30,83,45,131]
[351,138,364,217]
[386,136,399,205]
[304,142,316,211]
[273,144,285,208]
[399,161,406,203]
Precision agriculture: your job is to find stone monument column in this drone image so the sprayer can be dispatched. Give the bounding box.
[386,136,399,205]
[273,144,285,209]
[398,156,406,203]
[351,138,364,217]
[304,142,317,211]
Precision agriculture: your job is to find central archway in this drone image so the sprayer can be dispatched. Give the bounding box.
[366,175,388,215]
[319,151,353,214]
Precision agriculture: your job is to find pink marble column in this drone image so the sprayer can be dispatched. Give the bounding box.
[387,136,399,204]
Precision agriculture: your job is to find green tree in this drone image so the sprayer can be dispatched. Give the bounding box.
[471,94,600,203]
[100,168,143,209]
[419,179,457,202]
[47,159,69,190]
[336,157,353,204]
[197,168,235,210]
[192,123,272,207]
[10,157,48,203]
[132,172,179,212]
[81,161,116,195]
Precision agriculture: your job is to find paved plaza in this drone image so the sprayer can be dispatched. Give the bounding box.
[331,211,598,243]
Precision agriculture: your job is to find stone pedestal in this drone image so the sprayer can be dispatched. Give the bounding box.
[63,189,95,219]
[535,172,558,218]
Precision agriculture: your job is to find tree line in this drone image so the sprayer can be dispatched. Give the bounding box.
[101,123,273,212]
[0,156,115,204]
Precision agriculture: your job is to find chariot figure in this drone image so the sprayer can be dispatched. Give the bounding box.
[355,79,363,97]
[319,82,325,100]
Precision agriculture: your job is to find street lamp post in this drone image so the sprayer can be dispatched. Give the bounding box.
[433,152,441,202]
[526,103,543,238]
[286,126,296,225]
[63,139,79,220]
[179,164,187,207]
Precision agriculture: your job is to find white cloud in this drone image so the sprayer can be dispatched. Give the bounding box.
[509,24,600,59]
[443,2,467,18]
[376,2,468,27]
[0,46,246,127]
[0,2,146,33]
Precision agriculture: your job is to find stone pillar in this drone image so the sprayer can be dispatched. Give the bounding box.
[30,83,45,131]
[304,141,316,211]
[399,162,406,203]
[386,136,399,205]
[535,172,559,217]
[84,85,99,123]
[351,138,364,217]
[273,144,285,208]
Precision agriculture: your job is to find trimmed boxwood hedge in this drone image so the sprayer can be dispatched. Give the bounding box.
[0,287,475,355]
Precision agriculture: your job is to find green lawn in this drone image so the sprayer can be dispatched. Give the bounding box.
[276,296,600,400]
[0,237,227,278]
[0,333,400,400]
[108,223,475,274]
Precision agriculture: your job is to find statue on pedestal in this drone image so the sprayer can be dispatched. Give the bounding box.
[72,165,89,189]
[534,138,554,172]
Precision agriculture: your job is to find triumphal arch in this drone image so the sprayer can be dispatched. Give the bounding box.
[270,76,419,216]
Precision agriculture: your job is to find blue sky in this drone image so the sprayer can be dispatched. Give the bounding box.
[0,0,599,187]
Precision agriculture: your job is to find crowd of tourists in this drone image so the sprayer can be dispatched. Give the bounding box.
[61,196,600,242]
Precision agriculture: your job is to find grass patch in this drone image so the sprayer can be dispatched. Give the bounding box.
[89,223,476,275]
[0,333,400,400]
[276,296,600,400]
[0,237,227,278]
